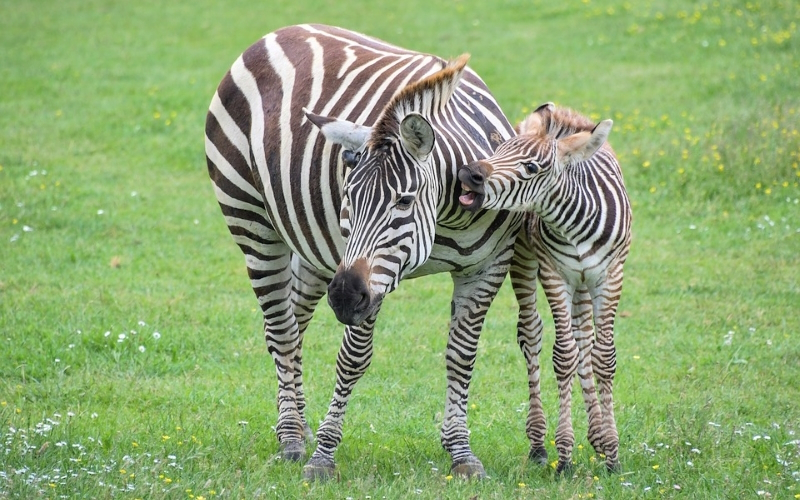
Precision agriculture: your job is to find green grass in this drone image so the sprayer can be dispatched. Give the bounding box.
[1,0,799,498]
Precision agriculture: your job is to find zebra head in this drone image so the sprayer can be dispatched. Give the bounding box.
[458,102,613,212]
[306,55,469,326]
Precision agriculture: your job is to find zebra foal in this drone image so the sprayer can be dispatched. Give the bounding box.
[205,24,534,479]
[458,103,632,472]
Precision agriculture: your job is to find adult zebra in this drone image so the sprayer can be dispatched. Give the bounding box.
[458,103,632,472]
[205,24,536,479]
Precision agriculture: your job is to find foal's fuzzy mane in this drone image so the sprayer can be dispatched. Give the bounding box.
[518,106,597,140]
[544,107,597,138]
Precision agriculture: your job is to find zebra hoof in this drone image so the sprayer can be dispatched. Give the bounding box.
[588,440,604,456]
[528,445,548,466]
[450,457,487,479]
[303,422,315,443]
[604,458,621,473]
[302,458,336,481]
[555,460,574,476]
[280,440,306,462]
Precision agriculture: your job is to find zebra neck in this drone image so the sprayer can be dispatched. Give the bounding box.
[533,167,599,241]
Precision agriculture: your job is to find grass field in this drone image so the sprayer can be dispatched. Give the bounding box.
[1,0,799,498]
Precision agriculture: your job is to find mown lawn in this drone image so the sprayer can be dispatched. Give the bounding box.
[1,0,798,498]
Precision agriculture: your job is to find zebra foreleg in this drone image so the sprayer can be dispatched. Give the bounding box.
[303,316,378,481]
[544,275,579,475]
[509,233,548,466]
[572,289,604,459]
[591,267,623,472]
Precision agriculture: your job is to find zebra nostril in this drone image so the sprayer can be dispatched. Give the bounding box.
[353,288,370,313]
[469,170,484,185]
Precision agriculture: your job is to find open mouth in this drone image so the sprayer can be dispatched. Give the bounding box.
[458,183,483,211]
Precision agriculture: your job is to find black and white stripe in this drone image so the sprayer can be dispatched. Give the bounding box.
[205,24,524,479]
[459,103,632,472]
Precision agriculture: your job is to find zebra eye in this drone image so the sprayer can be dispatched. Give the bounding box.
[396,194,415,210]
[521,162,539,174]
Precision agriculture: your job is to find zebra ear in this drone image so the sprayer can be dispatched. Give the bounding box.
[304,108,372,151]
[399,113,435,159]
[517,102,555,136]
[557,119,613,166]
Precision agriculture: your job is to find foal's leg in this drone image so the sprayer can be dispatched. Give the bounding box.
[572,289,604,457]
[509,232,547,465]
[540,264,579,474]
[591,263,624,471]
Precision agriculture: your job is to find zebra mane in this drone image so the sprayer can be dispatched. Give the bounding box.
[369,54,470,148]
[520,105,597,140]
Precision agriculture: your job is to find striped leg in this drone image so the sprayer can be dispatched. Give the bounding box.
[572,289,604,458]
[540,264,579,474]
[509,233,547,465]
[290,256,333,444]
[303,314,379,480]
[443,267,508,478]
[242,243,305,459]
[250,255,306,459]
[591,263,624,471]
[211,181,306,459]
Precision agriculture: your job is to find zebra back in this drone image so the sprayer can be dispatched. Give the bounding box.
[206,24,514,276]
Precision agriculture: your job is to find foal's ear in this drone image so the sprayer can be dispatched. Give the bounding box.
[557,119,613,165]
[517,102,555,136]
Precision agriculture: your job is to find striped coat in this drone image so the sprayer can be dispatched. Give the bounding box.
[205,24,527,479]
[458,103,632,472]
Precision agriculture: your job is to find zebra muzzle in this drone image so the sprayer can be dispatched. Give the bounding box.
[457,162,488,211]
[327,264,375,326]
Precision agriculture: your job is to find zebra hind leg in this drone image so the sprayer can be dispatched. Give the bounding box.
[290,256,333,445]
[442,270,509,479]
[243,247,307,461]
[220,202,307,460]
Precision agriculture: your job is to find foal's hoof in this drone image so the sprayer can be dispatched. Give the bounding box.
[555,460,574,476]
[302,457,336,481]
[528,445,548,466]
[604,459,621,473]
[280,440,306,462]
[450,457,487,479]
